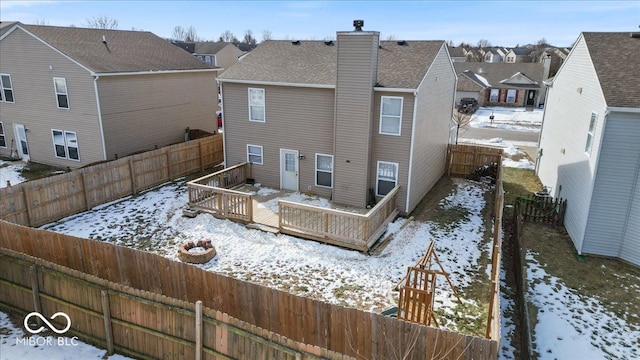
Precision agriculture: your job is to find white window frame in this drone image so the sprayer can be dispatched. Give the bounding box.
[585,112,597,155]
[506,89,516,103]
[489,89,499,102]
[247,144,263,165]
[248,88,265,122]
[51,129,80,161]
[379,96,403,136]
[53,77,69,109]
[0,121,6,148]
[376,161,399,197]
[0,74,15,103]
[315,153,334,188]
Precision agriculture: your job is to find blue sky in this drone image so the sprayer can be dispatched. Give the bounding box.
[1,1,639,47]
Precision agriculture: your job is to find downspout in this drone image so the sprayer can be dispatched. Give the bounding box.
[93,75,108,161]
[534,80,552,174]
[405,91,418,214]
[218,80,227,167]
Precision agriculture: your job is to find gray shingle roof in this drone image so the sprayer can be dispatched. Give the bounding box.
[194,42,231,55]
[0,21,18,37]
[454,62,545,89]
[582,32,640,108]
[218,40,444,89]
[448,46,466,57]
[17,24,217,73]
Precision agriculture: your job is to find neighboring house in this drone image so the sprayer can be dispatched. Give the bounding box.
[0,23,220,168]
[217,22,457,214]
[539,47,571,78]
[537,32,640,266]
[463,48,482,62]
[504,47,531,63]
[482,49,503,63]
[172,41,243,72]
[453,61,549,107]
[448,46,467,62]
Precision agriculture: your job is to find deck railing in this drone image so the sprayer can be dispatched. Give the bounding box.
[278,187,400,252]
[187,163,253,222]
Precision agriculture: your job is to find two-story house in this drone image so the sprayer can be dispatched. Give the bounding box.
[537,32,640,266]
[172,41,243,73]
[217,21,457,214]
[504,47,531,63]
[0,23,220,168]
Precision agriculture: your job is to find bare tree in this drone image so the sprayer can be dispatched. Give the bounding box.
[453,109,472,144]
[243,29,257,46]
[476,38,491,48]
[261,29,272,42]
[34,18,49,25]
[172,25,199,42]
[219,30,237,43]
[385,34,397,41]
[85,15,118,29]
[527,37,549,63]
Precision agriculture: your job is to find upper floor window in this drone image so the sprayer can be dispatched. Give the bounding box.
[379,96,403,136]
[376,161,398,196]
[248,88,265,122]
[585,112,597,155]
[53,78,69,109]
[0,74,15,103]
[247,144,263,165]
[315,154,333,188]
[52,129,80,160]
[0,122,6,148]
[507,56,515,63]
[506,89,517,103]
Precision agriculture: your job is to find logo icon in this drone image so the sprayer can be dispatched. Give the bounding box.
[24,312,71,334]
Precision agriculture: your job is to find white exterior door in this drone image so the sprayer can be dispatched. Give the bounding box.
[13,124,29,161]
[280,149,298,191]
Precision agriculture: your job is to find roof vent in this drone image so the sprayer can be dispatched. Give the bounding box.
[102,35,107,44]
[397,40,407,45]
[353,19,364,31]
[631,32,640,38]
[291,40,301,45]
[324,40,334,46]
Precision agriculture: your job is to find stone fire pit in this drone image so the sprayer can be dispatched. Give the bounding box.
[178,240,217,264]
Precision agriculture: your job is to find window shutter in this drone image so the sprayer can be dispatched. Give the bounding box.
[516,90,519,104]
[498,89,503,102]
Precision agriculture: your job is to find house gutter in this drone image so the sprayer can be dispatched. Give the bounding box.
[218,80,227,168]
[373,87,415,93]
[406,93,418,213]
[95,69,221,77]
[607,106,640,114]
[92,75,108,161]
[218,78,334,89]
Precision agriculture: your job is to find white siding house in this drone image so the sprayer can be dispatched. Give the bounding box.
[537,32,640,265]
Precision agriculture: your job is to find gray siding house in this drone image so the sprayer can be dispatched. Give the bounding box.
[218,23,457,214]
[537,32,640,266]
[0,23,219,168]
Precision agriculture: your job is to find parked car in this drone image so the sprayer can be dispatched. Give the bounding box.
[458,98,478,114]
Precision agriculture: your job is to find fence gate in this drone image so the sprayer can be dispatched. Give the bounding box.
[514,194,567,226]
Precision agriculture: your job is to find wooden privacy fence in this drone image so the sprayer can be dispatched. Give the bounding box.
[514,195,567,226]
[0,220,498,359]
[447,144,503,177]
[279,187,400,252]
[486,158,504,341]
[0,134,223,227]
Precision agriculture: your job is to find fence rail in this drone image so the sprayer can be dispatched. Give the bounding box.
[0,220,498,359]
[486,157,504,341]
[279,187,400,252]
[0,135,223,227]
[514,195,567,226]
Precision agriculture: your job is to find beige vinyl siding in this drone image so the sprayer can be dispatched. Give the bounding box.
[97,72,217,160]
[537,35,608,252]
[333,32,379,208]
[0,28,104,168]
[406,45,457,213]
[222,83,335,198]
[215,44,243,74]
[370,93,413,212]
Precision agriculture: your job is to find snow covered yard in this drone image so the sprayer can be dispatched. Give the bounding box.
[0,159,26,188]
[470,106,543,132]
[460,137,536,170]
[40,177,495,336]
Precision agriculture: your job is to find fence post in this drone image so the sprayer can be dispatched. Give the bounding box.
[128,158,137,195]
[30,265,43,319]
[195,300,203,360]
[198,140,204,172]
[81,171,90,211]
[166,148,172,181]
[101,290,114,355]
[23,188,33,227]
